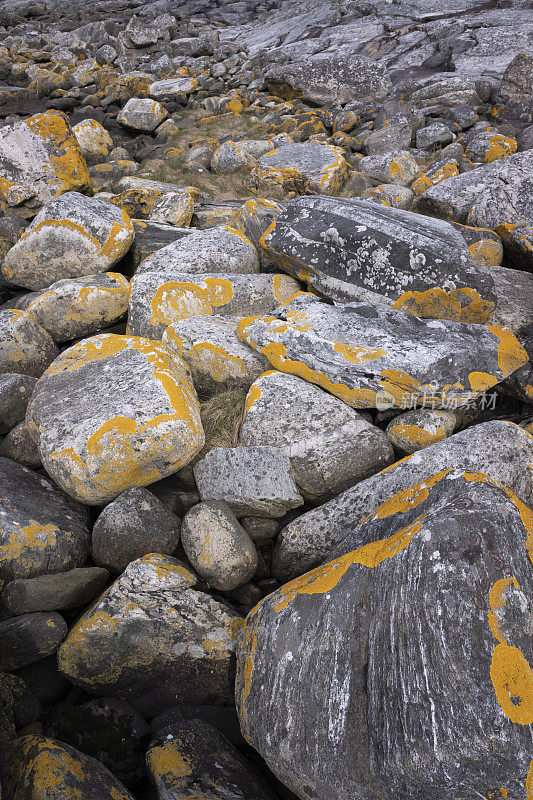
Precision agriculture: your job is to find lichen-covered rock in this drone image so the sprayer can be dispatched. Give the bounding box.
[0,110,91,207]
[15,273,129,342]
[486,263,533,334]
[72,119,114,165]
[231,198,284,269]
[0,612,67,670]
[420,150,533,226]
[451,222,503,268]
[273,420,533,579]
[181,501,258,591]
[0,456,90,582]
[238,294,528,410]
[149,76,198,98]
[211,141,255,174]
[240,371,394,502]
[464,131,517,165]
[58,554,243,716]
[92,487,182,573]
[0,309,59,377]
[127,219,191,271]
[360,150,421,186]
[3,192,134,291]
[2,567,109,614]
[0,374,36,433]
[128,272,300,341]
[163,315,270,397]
[386,408,456,454]
[497,52,533,123]
[410,157,460,196]
[0,735,135,799]
[146,718,278,800]
[134,226,259,277]
[193,446,303,518]
[498,224,533,271]
[26,334,204,505]
[117,98,168,131]
[265,55,391,107]
[261,196,496,322]
[236,470,533,800]
[253,142,349,194]
[148,190,195,227]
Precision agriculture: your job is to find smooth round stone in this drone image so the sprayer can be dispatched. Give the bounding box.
[386,409,457,454]
[0,612,67,670]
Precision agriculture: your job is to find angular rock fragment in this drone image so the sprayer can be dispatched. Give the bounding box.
[181,501,258,591]
[163,315,270,397]
[240,371,394,501]
[146,718,278,800]
[359,150,421,186]
[0,110,91,207]
[117,97,168,131]
[193,446,303,518]
[92,487,182,573]
[0,456,90,582]
[58,554,243,716]
[128,272,300,340]
[0,309,59,377]
[0,735,135,799]
[274,420,533,579]
[236,470,533,800]
[72,118,114,164]
[3,192,134,291]
[15,272,129,342]
[2,567,109,614]
[261,196,496,321]
[26,334,204,505]
[497,52,533,123]
[238,294,528,410]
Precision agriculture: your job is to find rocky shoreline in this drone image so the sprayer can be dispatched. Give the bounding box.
[0,1,531,798]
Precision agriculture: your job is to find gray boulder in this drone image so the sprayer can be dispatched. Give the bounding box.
[273,420,533,580]
[0,309,59,377]
[497,52,533,123]
[261,196,496,322]
[193,446,304,518]
[238,294,528,411]
[58,554,243,717]
[0,612,67,670]
[2,567,109,614]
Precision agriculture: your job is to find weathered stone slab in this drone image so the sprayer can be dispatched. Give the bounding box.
[261,196,496,322]
[238,294,528,411]
[253,143,349,194]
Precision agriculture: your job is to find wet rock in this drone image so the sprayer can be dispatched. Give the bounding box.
[181,500,258,591]
[146,717,277,800]
[163,315,269,397]
[236,470,533,800]
[238,293,527,411]
[117,98,168,132]
[0,309,59,377]
[128,272,299,341]
[261,196,496,321]
[0,612,67,670]
[253,142,349,194]
[26,334,204,505]
[72,118,113,165]
[0,456,90,582]
[58,553,243,716]
[273,419,533,579]
[0,374,36,433]
[133,225,259,277]
[385,408,457,454]
[194,445,303,518]
[0,735,135,799]
[14,272,129,342]
[51,697,148,787]
[0,110,91,208]
[240,371,394,502]
[265,55,391,107]
[3,192,134,291]
[2,567,109,614]
[92,487,181,573]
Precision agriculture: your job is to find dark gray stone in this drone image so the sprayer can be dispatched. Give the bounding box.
[0,612,67,670]
[2,568,109,614]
